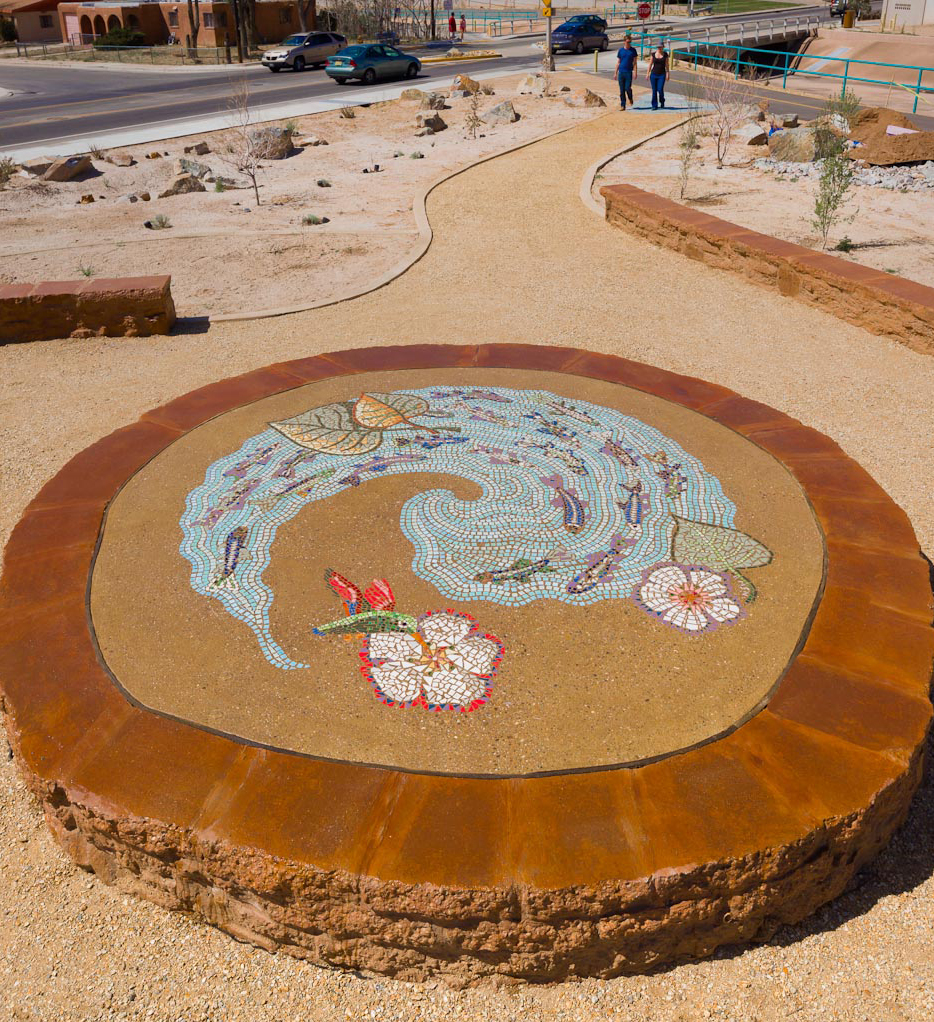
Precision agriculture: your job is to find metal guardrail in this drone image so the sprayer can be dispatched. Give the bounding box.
[658,34,934,114]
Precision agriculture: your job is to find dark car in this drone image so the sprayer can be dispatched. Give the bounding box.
[326,44,421,85]
[563,14,609,31]
[551,21,609,54]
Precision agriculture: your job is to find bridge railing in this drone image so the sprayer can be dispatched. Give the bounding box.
[656,35,934,114]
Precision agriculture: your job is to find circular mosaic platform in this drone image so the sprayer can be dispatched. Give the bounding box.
[1,344,931,985]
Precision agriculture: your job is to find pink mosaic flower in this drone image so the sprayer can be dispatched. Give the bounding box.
[634,563,745,635]
[360,610,504,712]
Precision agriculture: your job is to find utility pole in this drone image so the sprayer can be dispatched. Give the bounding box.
[542,2,554,72]
[430,0,436,40]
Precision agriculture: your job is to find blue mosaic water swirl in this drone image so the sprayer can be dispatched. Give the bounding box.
[179,387,736,668]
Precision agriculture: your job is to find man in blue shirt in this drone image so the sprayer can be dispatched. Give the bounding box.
[615,35,638,110]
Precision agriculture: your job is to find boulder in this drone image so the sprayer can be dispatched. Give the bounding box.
[780,113,799,129]
[446,47,465,57]
[481,100,519,126]
[249,126,295,160]
[139,192,151,202]
[767,126,816,163]
[400,88,424,102]
[451,73,480,95]
[414,127,435,137]
[145,152,163,160]
[79,194,95,204]
[106,153,135,167]
[158,173,207,198]
[415,111,447,132]
[184,141,211,155]
[172,157,211,179]
[296,135,328,147]
[42,155,93,182]
[735,122,768,146]
[563,88,606,109]
[419,91,447,110]
[21,157,54,177]
[517,73,549,97]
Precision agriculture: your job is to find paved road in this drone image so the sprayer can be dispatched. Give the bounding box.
[0,7,834,151]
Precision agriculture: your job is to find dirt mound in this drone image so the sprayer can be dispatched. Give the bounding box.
[849,106,918,143]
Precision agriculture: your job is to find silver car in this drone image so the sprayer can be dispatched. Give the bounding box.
[261,31,347,73]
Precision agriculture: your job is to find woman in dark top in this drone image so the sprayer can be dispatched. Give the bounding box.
[646,44,669,110]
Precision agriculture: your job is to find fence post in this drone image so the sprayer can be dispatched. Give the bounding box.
[693,41,698,70]
[914,67,922,114]
[782,49,789,89]
[841,58,849,95]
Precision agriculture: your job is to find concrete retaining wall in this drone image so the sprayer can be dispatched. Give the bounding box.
[0,275,176,344]
[601,183,934,357]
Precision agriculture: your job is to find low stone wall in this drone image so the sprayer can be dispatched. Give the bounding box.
[0,276,176,344]
[600,184,934,357]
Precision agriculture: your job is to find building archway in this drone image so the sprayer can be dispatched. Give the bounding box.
[107,14,121,31]
[80,14,93,37]
[92,14,106,35]
[127,13,140,29]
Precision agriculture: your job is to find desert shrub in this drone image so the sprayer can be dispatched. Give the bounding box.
[302,213,323,225]
[214,180,226,192]
[93,27,145,49]
[76,262,95,278]
[677,118,699,200]
[812,154,856,249]
[150,213,172,229]
[339,106,356,119]
[0,156,16,188]
[834,235,854,252]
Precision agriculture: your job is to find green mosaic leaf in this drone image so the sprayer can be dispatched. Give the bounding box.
[670,515,772,602]
[313,611,418,637]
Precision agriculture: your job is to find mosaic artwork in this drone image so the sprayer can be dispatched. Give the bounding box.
[179,387,772,708]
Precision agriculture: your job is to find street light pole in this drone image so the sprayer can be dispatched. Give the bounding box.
[430,0,436,40]
[543,7,555,72]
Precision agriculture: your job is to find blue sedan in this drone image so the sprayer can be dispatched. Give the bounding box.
[326,44,421,85]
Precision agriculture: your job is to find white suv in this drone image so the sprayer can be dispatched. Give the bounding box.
[262,31,347,73]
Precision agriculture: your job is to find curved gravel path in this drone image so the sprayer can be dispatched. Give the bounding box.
[1,75,933,1021]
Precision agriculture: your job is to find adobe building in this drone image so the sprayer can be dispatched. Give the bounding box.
[57,1,307,46]
[0,0,63,42]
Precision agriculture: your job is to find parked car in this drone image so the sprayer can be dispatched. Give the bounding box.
[326,44,421,85]
[550,21,609,54]
[262,31,347,72]
[562,14,609,31]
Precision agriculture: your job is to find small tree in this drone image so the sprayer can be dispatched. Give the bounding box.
[465,91,482,140]
[218,80,278,205]
[296,0,317,31]
[703,75,752,170]
[677,118,699,200]
[811,153,857,250]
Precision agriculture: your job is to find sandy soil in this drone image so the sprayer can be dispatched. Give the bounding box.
[595,126,934,288]
[0,73,605,317]
[2,72,934,1021]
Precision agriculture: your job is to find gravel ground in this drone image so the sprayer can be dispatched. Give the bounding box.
[1,73,933,1021]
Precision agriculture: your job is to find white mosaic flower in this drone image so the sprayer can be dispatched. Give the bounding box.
[634,563,745,635]
[361,611,504,711]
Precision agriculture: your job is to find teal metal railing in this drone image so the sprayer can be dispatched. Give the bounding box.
[635,33,934,114]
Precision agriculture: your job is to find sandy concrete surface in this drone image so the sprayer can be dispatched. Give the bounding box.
[90,367,821,775]
[595,127,934,288]
[0,74,605,318]
[2,70,934,1020]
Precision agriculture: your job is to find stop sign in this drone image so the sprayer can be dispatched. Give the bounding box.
[638,2,651,18]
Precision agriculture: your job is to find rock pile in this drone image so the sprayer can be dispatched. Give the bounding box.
[754,157,934,191]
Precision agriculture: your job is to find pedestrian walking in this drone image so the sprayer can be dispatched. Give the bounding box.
[646,42,669,110]
[460,14,466,39]
[615,33,637,110]
[449,12,457,39]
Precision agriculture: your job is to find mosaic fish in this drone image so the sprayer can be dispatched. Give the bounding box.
[273,450,318,479]
[541,474,587,534]
[197,479,262,528]
[524,411,580,445]
[617,481,648,526]
[542,443,587,476]
[602,438,640,468]
[222,443,281,479]
[211,526,249,589]
[648,451,688,500]
[251,468,337,511]
[544,399,601,426]
[566,533,637,595]
[430,388,512,403]
[338,452,427,487]
[393,434,470,451]
[452,401,517,428]
[474,555,561,585]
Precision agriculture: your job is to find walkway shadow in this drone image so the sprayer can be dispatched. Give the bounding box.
[172,316,211,335]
